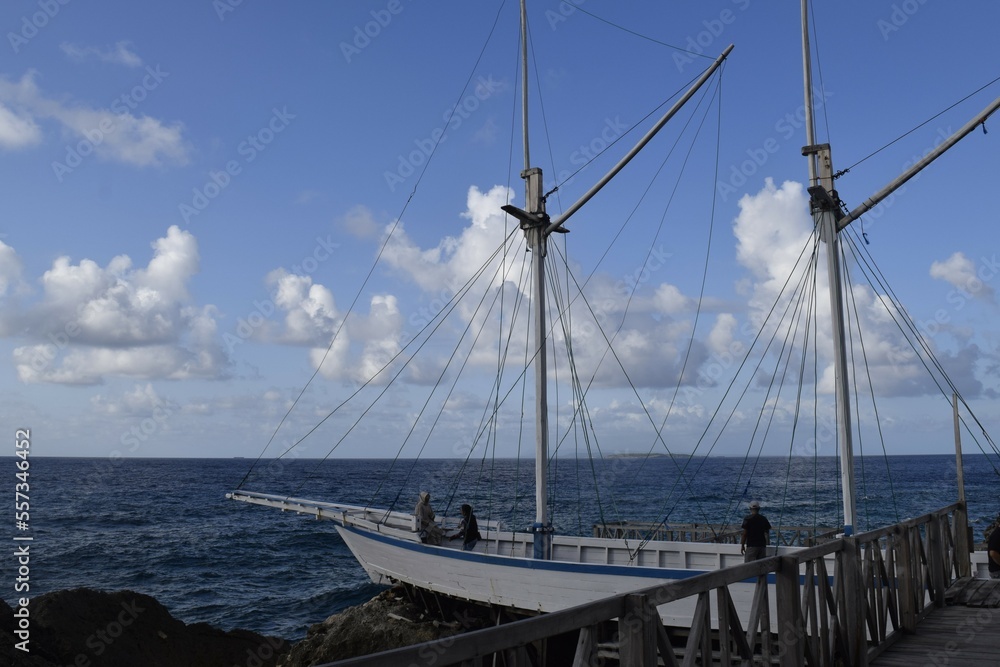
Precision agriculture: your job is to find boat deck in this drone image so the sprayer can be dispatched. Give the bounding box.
[870,577,1000,667]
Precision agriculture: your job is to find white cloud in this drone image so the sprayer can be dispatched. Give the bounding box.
[381,185,513,293]
[0,103,42,149]
[266,270,338,345]
[734,178,814,312]
[61,41,143,68]
[707,313,738,357]
[654,283,690,314]
[0,71,188,167]
[5,226,229,385]
[311,294,403,384]
[930,251,996,304]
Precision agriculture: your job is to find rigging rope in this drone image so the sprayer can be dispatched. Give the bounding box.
[557,1,710,59]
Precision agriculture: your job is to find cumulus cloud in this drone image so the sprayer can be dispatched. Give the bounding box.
[0,71,188,167]
[266,269,338,345]
[61,41,143,68]
[380,185,513,293]
[4,226,228,385]
[930,251,996,304]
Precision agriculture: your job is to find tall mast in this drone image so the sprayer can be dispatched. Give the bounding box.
[501,2,734,558]
[516,0,552,559]
[800,0,856,535]
[799,3,1000,537]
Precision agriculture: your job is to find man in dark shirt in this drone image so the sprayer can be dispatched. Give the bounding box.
[988,522,1000,579]
[450,503,482,551]
[741,500,771,562]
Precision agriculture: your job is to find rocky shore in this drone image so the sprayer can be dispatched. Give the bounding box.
[3,589,289,667]
[3,586,489,667]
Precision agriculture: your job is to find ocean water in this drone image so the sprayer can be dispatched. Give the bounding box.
[4,454,998,640]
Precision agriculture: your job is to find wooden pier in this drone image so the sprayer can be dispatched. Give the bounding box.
[323,502,980,666]
[869,578,1000,667]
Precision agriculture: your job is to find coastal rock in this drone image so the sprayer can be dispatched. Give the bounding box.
[4,588,288,667]
[280,587,490,666]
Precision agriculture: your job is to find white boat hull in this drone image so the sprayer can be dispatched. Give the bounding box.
[335,518,766,626]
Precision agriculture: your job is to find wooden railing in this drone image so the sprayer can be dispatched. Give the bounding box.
[325,503,970,667]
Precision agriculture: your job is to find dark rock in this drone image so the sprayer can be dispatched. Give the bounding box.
[4,588,288,667]
[279,586,490,666]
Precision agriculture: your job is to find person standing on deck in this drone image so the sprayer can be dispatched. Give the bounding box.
[450,503,482,551]
[741,500,771,562]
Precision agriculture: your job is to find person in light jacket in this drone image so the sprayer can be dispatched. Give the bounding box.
[414,491,443,545]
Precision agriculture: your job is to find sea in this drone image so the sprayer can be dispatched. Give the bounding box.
[4,454,998,641]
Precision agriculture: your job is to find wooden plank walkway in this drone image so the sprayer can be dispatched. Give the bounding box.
[871,578,1000,667]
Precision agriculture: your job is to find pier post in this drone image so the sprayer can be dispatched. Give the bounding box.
[619,594,657,667]
[776,556,805,667]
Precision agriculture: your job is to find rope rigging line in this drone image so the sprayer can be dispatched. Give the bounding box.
[555,0,712,59]
[834,73,1000,180]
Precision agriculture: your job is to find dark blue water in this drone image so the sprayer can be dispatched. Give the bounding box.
[3,454,998,640]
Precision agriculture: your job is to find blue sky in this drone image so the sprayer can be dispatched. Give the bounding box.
[1,1,998,459]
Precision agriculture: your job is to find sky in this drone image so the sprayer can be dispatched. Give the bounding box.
[1,1,998,460]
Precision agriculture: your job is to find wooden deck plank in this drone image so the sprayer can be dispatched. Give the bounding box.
[871,581,1000,667]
